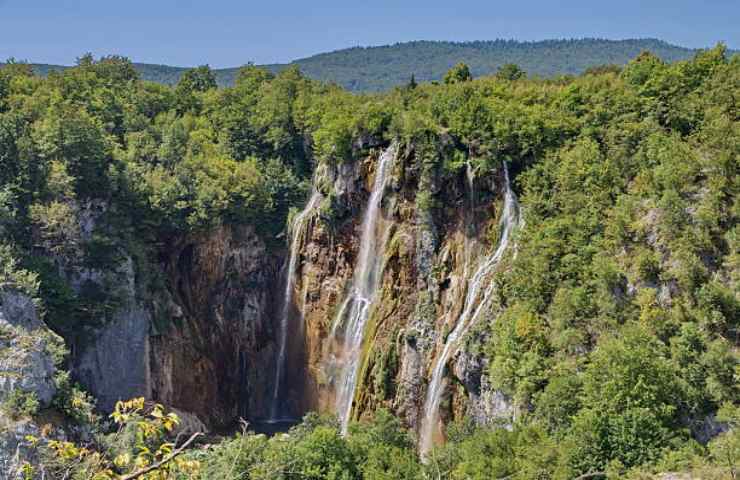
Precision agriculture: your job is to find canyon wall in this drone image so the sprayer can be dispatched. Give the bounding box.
[38,140,517,442]
[35,202,283,429]
[281,141,517,439]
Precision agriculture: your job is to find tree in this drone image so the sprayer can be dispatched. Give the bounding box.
[566,326,686,473]
[496,63,526,81]
[177,65,217,93]
[709,403,740,479]
[444,63,472,84]
[27,398,201,479]
[32,103,111,198]
[88,55,139,83]
[235,63,274,89]
[583,64,622,76]
[175,65,217,113]
[408,74,417,89]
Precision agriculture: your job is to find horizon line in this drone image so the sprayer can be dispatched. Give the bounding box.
[3,36,733,71]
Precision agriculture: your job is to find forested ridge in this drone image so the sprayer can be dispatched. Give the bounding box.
[15,38,721,92]
[0,42,738,480]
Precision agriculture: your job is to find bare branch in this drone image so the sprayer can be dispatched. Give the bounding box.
[573,472,607,480]
[119,432,202,480]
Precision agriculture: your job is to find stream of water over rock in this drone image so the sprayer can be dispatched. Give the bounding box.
[419,162,520,457]
[270,190,322,421]
[328,144,397,433]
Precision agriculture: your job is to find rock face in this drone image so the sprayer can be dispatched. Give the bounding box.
[0,420,40,480]
[0,290,58,480]
[282,143,516,438]
[29,197,282,429]
[28,143,515,439]
[148,224,279,425]
[74,302,151,413]
[0,291,57,408]
[67,224,280,428]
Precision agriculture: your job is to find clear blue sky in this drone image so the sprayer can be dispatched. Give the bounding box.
[1,0,737,67]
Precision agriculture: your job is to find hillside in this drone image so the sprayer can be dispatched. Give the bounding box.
[1,45,738,478]
[19,38,708,91]
[274,38,700,91]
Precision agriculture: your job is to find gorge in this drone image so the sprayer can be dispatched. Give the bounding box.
[0,45,737,479]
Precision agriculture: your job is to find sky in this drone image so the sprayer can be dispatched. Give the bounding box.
[1,0,738,68]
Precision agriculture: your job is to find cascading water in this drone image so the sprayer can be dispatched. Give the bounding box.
[329,144,397,434]
[465,160,475,206]
[269,190,322,421]
[419,162,519,457]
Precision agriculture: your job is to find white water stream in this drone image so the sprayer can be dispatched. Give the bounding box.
[269,190,322,420]
[419,163,519,456]
[329,144,397,433]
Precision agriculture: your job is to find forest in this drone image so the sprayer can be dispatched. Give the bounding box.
[0,43,737,480]
[21,38,706,92]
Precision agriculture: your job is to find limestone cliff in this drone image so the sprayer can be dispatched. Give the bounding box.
[32,198,283,429]
[0,290,59,479]
[28,139,517,440]
[281,140,516,436]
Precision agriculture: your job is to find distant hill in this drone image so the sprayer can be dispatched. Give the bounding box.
[16,38,725,92]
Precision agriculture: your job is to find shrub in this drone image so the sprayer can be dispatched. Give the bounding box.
[1,389,40,420]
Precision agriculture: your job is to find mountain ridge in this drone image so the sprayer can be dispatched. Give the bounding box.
[11,37,732,91]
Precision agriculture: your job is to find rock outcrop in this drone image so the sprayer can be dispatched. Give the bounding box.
[29,197,282,429]
[0,290,58,480]
[25,142,517,440]
[0,292,57,407]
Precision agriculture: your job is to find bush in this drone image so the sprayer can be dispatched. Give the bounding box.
[1,389,39,420]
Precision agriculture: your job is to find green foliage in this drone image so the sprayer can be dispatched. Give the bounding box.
[708,403,740,478]
[0,43,736,480]
[52,370,98,425]
[444,63,473,84]
[496,63,526,81]
[175,65,217,113]
[0,244,39,296]
[31,101,112,198]
[478,42,739,478]
[563,327,687,472]
[177,65,217,93]
[1,389,40,420]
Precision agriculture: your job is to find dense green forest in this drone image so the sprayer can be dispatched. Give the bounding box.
[0,42,738,479]
[15,38,717,92]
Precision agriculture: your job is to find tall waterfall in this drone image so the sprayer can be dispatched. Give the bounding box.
[419,163,519,456]
[329,144,397,433]
[270,190,322,421]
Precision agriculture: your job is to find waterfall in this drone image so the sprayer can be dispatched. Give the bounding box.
[419,162,519,457]
[329,144,397,434]
[465,160,475,207]
[269,190,322,421]
[464,159,476,274]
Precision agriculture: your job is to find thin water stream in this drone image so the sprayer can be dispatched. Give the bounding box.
[270,190,322,420]
[419,163,519,456]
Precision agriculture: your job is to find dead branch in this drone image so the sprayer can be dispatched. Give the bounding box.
[119,432,202,480]
[573,472,607,480]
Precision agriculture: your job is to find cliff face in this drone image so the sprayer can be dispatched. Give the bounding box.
[38,201,282,429]
[0,290,59,479]
[148,224,279,425]
[282,142,515,435]
[36,142,516,438]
